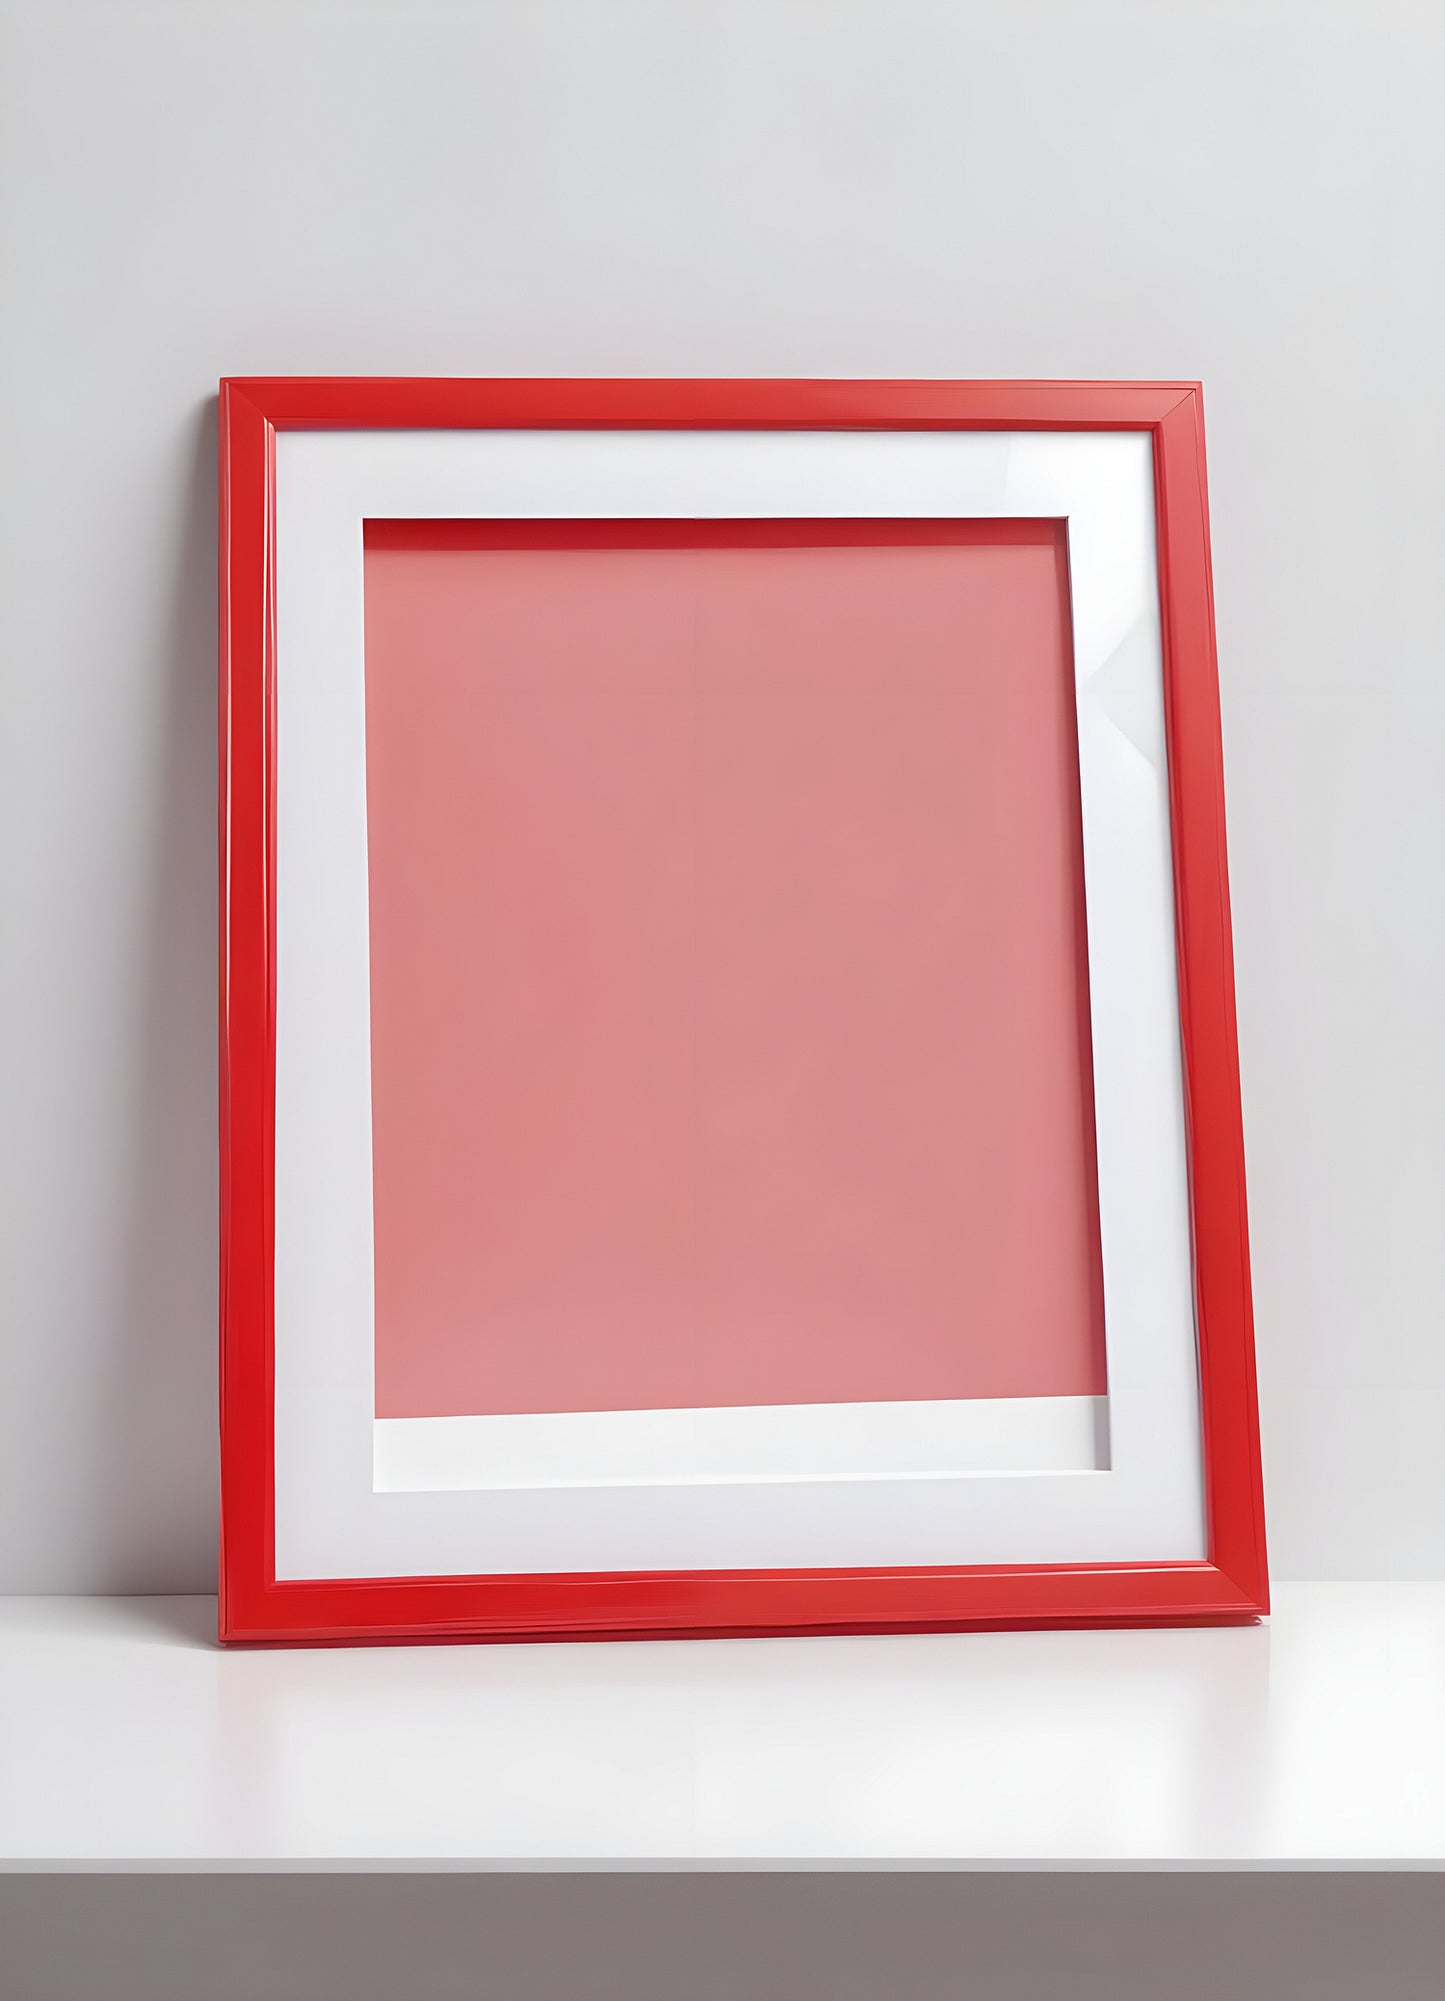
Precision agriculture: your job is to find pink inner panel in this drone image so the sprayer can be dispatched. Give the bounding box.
[363,521,1106,1419]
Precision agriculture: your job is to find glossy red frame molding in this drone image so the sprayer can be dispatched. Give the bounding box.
[218,379,1267,1646]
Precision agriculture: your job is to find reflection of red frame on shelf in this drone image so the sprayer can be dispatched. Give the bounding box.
[218,380,1268,1646]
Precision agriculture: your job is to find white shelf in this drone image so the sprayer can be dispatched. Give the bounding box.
[1,1585,1441,1871]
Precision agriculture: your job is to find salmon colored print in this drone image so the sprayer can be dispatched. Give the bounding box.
[363,520,1105,1419]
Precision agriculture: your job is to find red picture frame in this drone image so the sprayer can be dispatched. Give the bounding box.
[218,379,1267,1646]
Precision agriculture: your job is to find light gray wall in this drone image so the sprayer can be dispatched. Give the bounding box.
[1,0,1441,1590]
